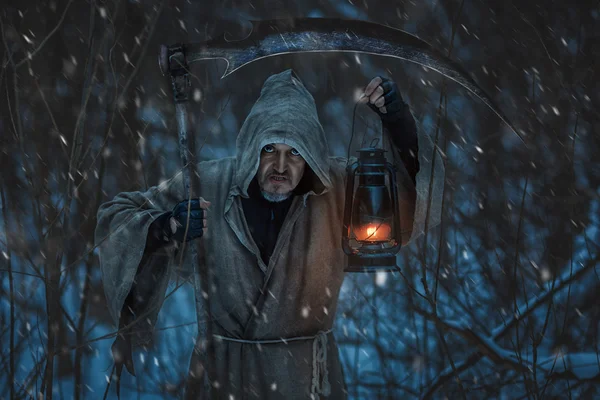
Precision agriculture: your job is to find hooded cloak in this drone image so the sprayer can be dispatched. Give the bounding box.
[95,69,444,399]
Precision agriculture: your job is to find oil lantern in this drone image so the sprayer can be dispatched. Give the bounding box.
[342,148,402,272]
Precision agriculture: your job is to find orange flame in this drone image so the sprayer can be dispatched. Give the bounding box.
[355,222,392,242]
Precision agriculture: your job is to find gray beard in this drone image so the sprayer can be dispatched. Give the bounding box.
[260,189,291,203]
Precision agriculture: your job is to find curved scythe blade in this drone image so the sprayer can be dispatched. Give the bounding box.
[186,17,522,142]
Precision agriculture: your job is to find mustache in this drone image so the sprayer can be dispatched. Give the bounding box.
[269,172,289,179]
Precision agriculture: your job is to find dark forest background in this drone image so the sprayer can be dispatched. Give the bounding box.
[1,0,599,398]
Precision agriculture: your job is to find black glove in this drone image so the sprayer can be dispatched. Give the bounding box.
[366,77,407,125]
[367,77,418,148]
[170,199,206,243]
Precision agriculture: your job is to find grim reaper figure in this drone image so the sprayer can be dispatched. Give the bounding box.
[95,69,443,399]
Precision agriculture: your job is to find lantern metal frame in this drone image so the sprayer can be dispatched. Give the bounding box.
[342,147,403,273]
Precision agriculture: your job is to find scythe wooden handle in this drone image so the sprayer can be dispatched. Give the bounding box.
[159,43,214,399]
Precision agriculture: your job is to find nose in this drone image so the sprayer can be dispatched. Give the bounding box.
[274,151,288,173]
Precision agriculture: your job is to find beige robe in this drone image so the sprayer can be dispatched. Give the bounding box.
[95,69,444,399]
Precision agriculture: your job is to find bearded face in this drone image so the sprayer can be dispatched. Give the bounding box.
[256,143,306,202]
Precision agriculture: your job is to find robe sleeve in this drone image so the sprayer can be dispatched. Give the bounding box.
[389,107,444,245]
[380,104,420,245]
[117,211,174,344]
[382,103,444,245]
[95,172,183,345]
[382,103,420,187]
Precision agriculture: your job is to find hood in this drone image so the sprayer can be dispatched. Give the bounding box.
[232,69,333,199]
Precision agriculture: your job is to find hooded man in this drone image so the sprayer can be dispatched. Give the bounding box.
[95,69,427,399]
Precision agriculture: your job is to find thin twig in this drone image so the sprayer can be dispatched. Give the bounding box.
[15,0,75,69]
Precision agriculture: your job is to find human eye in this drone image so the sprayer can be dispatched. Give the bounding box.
[290,148,301,156]
[263,145,274,153]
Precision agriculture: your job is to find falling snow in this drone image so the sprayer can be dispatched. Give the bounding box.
[375,272,387,286]
[302,306,310,318]
[0,1,597,398]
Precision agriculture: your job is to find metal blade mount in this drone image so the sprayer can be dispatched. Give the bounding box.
[186,17,522,141]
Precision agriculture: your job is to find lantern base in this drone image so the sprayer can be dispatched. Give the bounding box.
[345,255,398,273]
